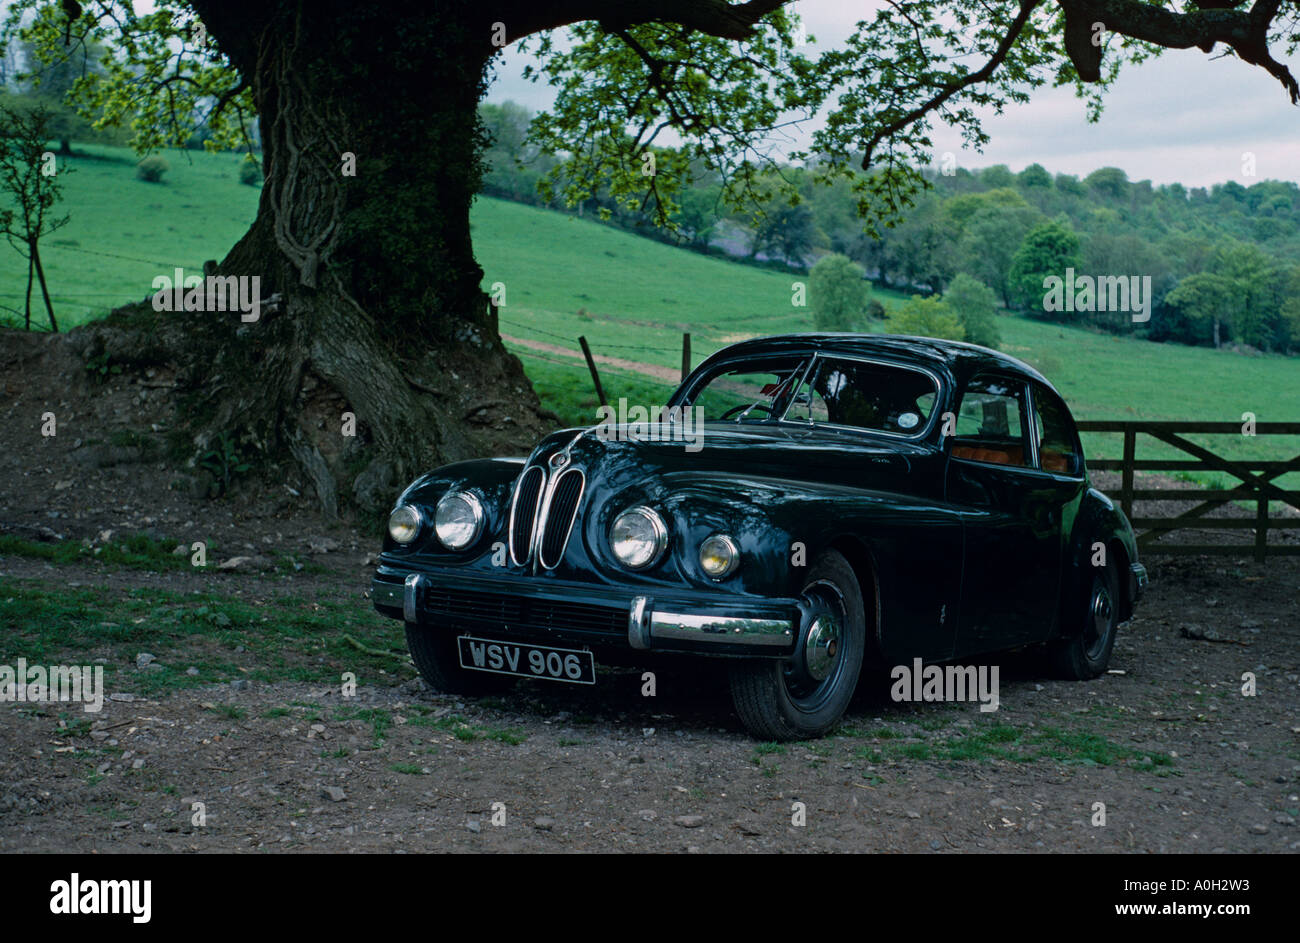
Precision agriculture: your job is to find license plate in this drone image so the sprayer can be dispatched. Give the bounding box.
[457,636,596,685]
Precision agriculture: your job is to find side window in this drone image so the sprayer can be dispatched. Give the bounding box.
[1032,385,1083,476]
[951,375,1030,468]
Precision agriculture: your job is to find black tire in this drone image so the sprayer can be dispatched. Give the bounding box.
[404,622,515,696]
[728,550,866,741]
[1048,558,1121,680]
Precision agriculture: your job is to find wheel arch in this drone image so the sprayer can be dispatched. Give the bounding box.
[823,534,882,656]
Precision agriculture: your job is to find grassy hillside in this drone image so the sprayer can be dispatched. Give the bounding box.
[5,144,1296,482]
[0,145,259,327]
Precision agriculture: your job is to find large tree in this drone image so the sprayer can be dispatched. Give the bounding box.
[4,0,1298,514]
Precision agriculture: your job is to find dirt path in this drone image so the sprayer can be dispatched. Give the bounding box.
[501,334,682,384]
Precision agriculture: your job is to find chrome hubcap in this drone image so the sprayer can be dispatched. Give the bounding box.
[803,611,842,682]
[1092,587,1113,634]
[1086,582,1114,656]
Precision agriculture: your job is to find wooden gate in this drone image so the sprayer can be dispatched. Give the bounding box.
[1077,421,1300,560]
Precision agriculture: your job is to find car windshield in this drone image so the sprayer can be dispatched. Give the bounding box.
[783,358,938,435]
[685,354,939,435]
[687,357,809,423]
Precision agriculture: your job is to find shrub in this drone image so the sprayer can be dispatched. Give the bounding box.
[809,253,867,331]
[136,155,169,183]
[944,274,1002,349]
[886,295,964,341]
[238,159,262,187]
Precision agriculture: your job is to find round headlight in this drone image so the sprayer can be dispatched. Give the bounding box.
[699,534,740,579]
[387,504,422,544]
[610,506,668,569]
[434,491,484,550]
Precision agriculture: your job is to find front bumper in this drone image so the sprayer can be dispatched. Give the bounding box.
[371,565,799,657]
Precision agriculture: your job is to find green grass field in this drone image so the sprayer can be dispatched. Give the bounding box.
[4,143,1296,482]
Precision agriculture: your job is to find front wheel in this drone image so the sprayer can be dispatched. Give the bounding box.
[728,550,866,741]
[1048,560,1120,680]
[404,623,515,696]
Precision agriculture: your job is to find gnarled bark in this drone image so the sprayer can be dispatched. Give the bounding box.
[91,0,555,515]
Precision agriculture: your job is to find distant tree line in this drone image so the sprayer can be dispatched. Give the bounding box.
[479,101,1300,356]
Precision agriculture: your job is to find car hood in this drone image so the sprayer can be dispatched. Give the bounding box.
[525,422,930,495]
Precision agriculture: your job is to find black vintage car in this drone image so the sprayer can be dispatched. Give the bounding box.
[371,334,1147,740]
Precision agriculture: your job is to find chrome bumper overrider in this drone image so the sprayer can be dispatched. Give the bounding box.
[627,594,794,650]
[1129,561,1148,603]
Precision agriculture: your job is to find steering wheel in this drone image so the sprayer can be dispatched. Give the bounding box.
[721,403,774,421]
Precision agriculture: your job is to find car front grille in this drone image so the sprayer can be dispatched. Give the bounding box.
[508,461,585,570]
[423,585,624,638]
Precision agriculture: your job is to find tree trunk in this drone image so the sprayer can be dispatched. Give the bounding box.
[24,251,33,331]
[1213,318,1222,349]
[31,241,57,332]
[93,0,552,516]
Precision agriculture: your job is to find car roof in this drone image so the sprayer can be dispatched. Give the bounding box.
[699,332,1055,391]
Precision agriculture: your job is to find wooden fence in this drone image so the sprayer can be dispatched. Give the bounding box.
[1078,421,1300,560]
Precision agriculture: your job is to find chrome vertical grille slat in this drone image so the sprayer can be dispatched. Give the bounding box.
[538,468,585,569]
[508,465,545,566]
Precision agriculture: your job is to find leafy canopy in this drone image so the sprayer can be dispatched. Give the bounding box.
[4,0,1299,238]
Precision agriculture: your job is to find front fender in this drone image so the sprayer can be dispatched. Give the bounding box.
[1057,486,1143,635]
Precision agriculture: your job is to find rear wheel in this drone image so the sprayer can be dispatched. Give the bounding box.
[1048,559,1121,680]
[404,623,515,696]
[729,550,866,741]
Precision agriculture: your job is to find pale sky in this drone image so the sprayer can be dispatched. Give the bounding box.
[486,0,1300,189]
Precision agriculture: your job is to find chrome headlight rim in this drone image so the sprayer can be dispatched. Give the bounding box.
[699,533,740,580]
[609,505,669,570]
[387,504,423,545]
[434,490,485,550]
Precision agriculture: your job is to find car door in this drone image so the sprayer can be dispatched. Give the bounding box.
[1025,381,1090,638]
[946,373,1063,655]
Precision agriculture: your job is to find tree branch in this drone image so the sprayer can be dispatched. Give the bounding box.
[861,0,1042,170]
[1059,0,1299,103]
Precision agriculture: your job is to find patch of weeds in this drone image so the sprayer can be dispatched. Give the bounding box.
[390,763,426,775]
[59,713,94,739]
[482,727,527,745]
[355,708,392,747]
[322,748,350,759]
[84,350,123,382]
[557,737,584,747]
[261,707,291,719]
[205,704,245,721]
[898,742,932,761]
[198,432,253,497]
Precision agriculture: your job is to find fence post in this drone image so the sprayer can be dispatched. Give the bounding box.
[578,335,608,410]
[681,332,691,382]
[1255,496,1268,563]
[1120,427,1135,522]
